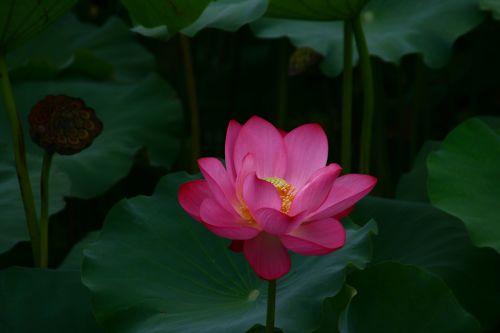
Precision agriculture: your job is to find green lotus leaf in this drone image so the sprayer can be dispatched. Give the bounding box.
[0,15,183,252]
[0,267,101,332]
[7,75,182,197]
[428,117,500,253]
[352,196,500,329]
[0,74,182,252]
[7,14,155,81]
[252,0,484,76]
[338,263,481,333]
[0,0,77,52]
[182,0,268,37]
[266,0,370,21]
[130,0,269,39]
[120,0,213,37]
[82,172,377,333]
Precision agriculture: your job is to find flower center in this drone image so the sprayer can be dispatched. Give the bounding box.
[264,177,296,213]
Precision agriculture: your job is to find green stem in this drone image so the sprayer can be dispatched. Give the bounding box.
[266,280,277,333]
[341,20,353,173]
[39,151,53,268]
[0,53,40,265]
[180,35,201,173]
[353,16,375,174]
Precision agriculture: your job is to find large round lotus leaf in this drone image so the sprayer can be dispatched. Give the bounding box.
[0,150,70,253]
[480,0,500,19]
[130,0,268,40]
[7,14,155,81]
[428,118,500,253]
[0,15,182,252]
[182,0,268,37]
[120,0,213,37]
[265,0,370,21]
[252,0,484,76]
[82,172,376,333]
[4,75,183,199]
[338,263,481,333]
[0,0,76,52]
[0,74,181,251]
[0,267,101,332]
[0,16,182,198]
[352,196,500,329]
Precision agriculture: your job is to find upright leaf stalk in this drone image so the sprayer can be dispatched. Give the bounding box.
[39,151,53,268]
[0,53,40,265]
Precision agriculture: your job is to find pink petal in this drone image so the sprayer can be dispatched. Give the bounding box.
[284,124,328,188]
[224,120,242,181]
[198,157,236,211]
[309,174,377,221]
[233,116,286,179]
[280,218,345,255]
[244,232,291,280]
[178,180,212,221]
[289,164,342,216]
[200,198,260,240]
[235,153,256,202]
[254,208,293,235]
[243,174,281,213]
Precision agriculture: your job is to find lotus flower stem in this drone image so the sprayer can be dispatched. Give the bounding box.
[341,20,354,173]
[39,150,53,268]
[180,35,201,173]
[266,279,277,333]
[0,53,40,265]
[353,16,375,174]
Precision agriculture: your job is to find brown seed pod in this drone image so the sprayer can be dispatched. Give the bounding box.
[29,95,103,155]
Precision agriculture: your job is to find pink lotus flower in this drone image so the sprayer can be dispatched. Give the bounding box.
[179,116,377,280]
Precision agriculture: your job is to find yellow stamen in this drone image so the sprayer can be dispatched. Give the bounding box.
[264,177,296,213]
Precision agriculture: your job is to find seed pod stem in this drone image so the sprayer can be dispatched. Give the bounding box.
[39,150,54,268]
[0,53,40,265]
